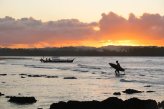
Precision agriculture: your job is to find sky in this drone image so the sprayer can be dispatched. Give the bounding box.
[0,0,164,48]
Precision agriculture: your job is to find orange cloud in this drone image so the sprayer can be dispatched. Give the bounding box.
[96,12,164,46]
[0,12,164,48]
[99,12,164,40]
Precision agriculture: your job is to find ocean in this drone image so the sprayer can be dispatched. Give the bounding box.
[0,56,164,109]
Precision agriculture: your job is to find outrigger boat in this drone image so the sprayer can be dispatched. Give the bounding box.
[40,57,75,63]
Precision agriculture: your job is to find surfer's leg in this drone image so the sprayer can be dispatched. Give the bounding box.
[118,70,120,74]
[115,70,119,75]
[115,70,117,75]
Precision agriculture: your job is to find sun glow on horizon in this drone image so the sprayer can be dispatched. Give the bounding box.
[100,40,140,46]
[2,39,164,49]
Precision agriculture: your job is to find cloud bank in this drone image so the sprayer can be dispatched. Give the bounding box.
[0,17,97,47]
[99,12,164,40]
[0,12,164,48]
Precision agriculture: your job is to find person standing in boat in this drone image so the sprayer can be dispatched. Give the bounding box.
[40,58,44,62]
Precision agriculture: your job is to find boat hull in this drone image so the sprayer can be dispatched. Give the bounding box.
[40,58,74,63]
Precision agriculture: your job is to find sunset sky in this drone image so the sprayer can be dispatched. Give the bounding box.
[0,0,164,48]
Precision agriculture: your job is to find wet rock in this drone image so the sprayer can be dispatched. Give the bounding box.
[0,74,7,76]
[19,73,27,76]
[146,91,155,93]
[122,89,143,94]
[124,98,158,109]
[113,92,121,95]
[8,96,37,104]
[5,96,12,98]
[50,100,100,109]
[0,92,5,96]
[158,101,164,109]
[50,97,158,109]
[101,97,124,108]
[144,85,152,87]
[21,76,26,78]
[79,70,88,72]
[139,74,145,76]
[64,77,77,79]
[46,76,58,78]
[28,74,44,77]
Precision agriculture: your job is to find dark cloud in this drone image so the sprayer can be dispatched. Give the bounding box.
[0,16,97,45]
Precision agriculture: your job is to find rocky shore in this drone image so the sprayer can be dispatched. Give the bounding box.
[50,97,163,109]
[1,88,163,109]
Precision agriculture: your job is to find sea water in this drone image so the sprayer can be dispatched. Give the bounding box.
[0,56,164,109]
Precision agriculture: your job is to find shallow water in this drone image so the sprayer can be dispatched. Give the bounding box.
[0,56,164,109]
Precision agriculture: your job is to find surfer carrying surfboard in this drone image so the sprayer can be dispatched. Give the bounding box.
[109,61,125,75]
[115,61,121,75]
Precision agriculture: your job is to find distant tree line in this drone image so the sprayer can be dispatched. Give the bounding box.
[0,46,164,56]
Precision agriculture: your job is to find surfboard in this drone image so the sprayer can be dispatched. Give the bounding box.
[109,63,125,71]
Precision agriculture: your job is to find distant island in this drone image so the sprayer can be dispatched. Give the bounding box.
[0,46,164,56]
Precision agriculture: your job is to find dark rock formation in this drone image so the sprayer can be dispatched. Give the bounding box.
[46,76,58,78]
[63,77,77,79]
[50,97,158,109]
[50,100,100,109]
[0,74,7,76]
[123,98,158,109]
[0,92,5,96]
[113,92,121,95]
[158,101,164,109]
[101,97,124,109]
[5,96,12,98]
[21,76,26,78]
[27,74,46,77]
[122,89,143,94]
[19,73,27,75]
[146,91,155,93]
[8,96,37,104]
[144,85,152,87]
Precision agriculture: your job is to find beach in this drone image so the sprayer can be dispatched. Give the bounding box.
[0,56,164,109]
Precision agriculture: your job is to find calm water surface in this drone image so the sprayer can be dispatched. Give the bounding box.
[0,56,164,109]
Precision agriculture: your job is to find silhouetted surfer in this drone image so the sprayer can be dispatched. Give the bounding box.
[115,61,120,75]
[109,61,125,75]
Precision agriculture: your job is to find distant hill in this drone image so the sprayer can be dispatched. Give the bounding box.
[0,46,164,56]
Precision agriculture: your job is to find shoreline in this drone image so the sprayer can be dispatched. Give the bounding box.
[2,95,164,109]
